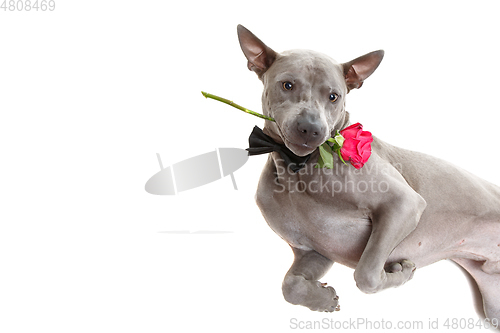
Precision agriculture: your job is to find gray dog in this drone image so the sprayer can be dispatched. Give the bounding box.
[237,24,500,322]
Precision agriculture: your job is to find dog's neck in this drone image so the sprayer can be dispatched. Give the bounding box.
[334,110,351,136]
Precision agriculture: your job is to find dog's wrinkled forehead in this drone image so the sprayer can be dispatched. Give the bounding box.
[265,49,346,92]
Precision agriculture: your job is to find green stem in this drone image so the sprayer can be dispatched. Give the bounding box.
[201,91,275,122]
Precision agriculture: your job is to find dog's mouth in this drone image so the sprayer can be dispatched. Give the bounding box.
[268,115,329,157]
[277,127,319,157]
[284,139,316,156]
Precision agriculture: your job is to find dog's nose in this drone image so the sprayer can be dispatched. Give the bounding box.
[297,121,320,136]
[296,113,325,144]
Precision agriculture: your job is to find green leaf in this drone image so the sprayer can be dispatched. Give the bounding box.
[333,132,345,147]
[318,143,334,169]
[337,148,347,165]
[315,156,324,168]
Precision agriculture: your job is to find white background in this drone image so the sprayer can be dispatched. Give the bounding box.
[1,1,500,332]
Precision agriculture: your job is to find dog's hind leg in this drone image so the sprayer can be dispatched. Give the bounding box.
[282,247,338,312]
[450,260,487,320]
[453,258,500,330]
[482,260,500,275]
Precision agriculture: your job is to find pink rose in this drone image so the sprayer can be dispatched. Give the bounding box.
[339,123,373,169]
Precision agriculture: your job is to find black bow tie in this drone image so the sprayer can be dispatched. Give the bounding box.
[246,126,312,173]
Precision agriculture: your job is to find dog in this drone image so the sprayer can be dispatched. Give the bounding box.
[236,24,500,322]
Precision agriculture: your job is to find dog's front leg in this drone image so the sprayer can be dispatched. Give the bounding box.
[354,191,426,294]
[282,247,339,312]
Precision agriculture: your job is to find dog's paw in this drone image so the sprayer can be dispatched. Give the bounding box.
[283,276,340,312]
[385,259,416,286]
[310,282,340,313]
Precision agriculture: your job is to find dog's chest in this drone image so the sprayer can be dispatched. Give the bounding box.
[255,158,373,267]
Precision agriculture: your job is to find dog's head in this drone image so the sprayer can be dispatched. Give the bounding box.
[237,25,384,157]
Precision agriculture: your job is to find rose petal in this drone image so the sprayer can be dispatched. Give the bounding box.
[338,123,373,169]
[340,123,362,138]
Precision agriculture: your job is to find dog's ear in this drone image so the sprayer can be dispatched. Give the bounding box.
[237,25,277,77]
[342,50,384,91]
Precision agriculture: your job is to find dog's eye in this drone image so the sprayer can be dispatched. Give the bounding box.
[329,93,339,103]
[282,82,293,91]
